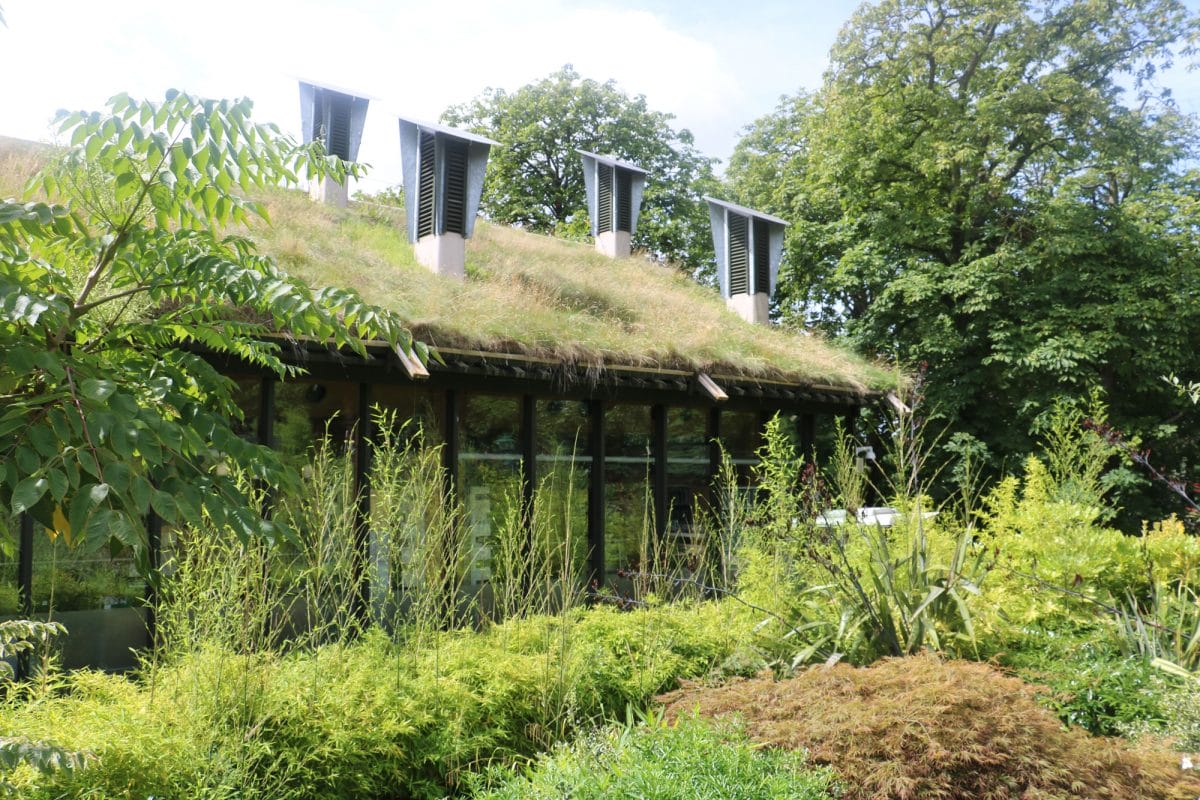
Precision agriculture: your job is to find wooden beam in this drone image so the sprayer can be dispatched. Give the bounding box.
[443,389,459,497]
[145,510,162,651]
[886,391,911,415]
[394,343,430,380]
[521,395,536,541]
[697,372,728,402]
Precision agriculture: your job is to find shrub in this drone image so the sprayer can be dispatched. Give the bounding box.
[659,653,1200,800]
[999,626,1170,736]
[977,456,1144,629]
[0,601,752,799]
[469,716,839,799]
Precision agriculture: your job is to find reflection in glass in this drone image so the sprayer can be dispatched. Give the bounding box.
[29,533,147,671]
[535,399,589,590]
[459,394,522,595]
[603,404,653,586]
[667,406,709,556]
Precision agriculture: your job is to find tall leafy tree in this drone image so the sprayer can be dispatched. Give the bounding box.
[0,91,419,566]
[442,66,719,278]
[730,0,1200,518]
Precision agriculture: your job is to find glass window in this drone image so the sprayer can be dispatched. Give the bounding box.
[274,379,361,462]
[459,394,522,595]
[719,409,762,486]
[667,406,710,552]
[535,399,589,586]
[603,404,654,587]
[227,375,262,442]
[30,532,147,671]
[372,385,443,447]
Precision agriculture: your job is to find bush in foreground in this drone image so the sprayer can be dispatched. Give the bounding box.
[0,602,749,799]
[469,716,838,800]
[659,653,1200,800]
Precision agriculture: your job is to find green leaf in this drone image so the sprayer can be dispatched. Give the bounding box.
[80,379,117,402]
[11,477,49,514]
[150,490,177,524]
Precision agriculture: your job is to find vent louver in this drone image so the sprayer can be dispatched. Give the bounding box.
[728,213,749,296]
[616,169,632,232]
[705,196,790,325]
[597,166,613,234]
[753,218,771,296]
[442,138,468,236]
[298,80,370,207]
[578,151,647,258]
[417,131,436,240]
[398,117,498,278]
[326,92,353,161]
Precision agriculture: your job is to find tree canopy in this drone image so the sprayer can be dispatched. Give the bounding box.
[442,66,719,278]
[729,0,1200,518]
[0,91,418,565]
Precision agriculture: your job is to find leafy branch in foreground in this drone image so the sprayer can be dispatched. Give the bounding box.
[0,90,422,563]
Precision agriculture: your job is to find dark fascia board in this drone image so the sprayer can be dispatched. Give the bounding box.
[395,115,500,147]
[703,195,789,227]
[194,331,876,407]
[238,336,876,405]
[576,149,649,175]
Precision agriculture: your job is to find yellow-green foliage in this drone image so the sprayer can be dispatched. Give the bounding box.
[1142,516,1200,588]
[978,456,1142,629]
[0,602,750,800]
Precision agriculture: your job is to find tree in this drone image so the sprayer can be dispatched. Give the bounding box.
[0,91,420,567]
[729,0,1200,519]
[442,66,719,278]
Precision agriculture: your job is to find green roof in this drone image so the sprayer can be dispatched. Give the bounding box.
[0,136,893,395]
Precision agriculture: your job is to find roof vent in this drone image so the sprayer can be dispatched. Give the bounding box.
[298,80,370,208]
[705,197,788,325]
[579,151,647,259]
[399,118,497,279]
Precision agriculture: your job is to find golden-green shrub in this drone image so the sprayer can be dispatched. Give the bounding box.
[0,601,751,800]
[976,455,1143,629]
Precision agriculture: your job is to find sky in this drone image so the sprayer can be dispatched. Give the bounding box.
[3,0,1200,195]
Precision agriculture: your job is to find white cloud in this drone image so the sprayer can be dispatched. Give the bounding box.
[0,0,742,192]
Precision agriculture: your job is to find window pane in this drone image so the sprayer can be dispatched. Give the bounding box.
[604,404,653,586]
[667,406,709,548]
[372,385,443,446]
[536,400,589,589]
[32,533,147,671]
[460,394,522,595]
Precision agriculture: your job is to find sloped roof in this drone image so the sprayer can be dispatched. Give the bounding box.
[0,135,893,396]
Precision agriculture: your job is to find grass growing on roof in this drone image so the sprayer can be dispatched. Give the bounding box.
[248,187,892,390]
[0,135,890,390]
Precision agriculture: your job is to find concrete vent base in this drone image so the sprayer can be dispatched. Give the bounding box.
[415,233,466,279]
[309,175,349,208]
[595,230,631,259]
[727,292,770,325]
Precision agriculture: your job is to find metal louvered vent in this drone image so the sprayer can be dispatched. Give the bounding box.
[417,131,436,239]
[728,213,749,295]
[326,92,353,161]
[616,168,632,232]
[442,138,468,236]
[753,218,771,295]
[597,165,613,234]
